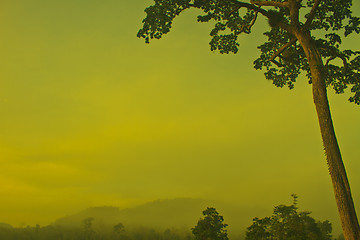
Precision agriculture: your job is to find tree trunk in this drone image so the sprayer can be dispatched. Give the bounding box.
[296,31,360,240]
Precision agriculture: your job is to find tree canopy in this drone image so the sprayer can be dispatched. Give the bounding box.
[192,207,229,240]
[245,195,333,240]
[137,0,360,103]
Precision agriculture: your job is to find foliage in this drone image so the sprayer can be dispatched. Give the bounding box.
[0,223,194,240]
[254,0,360,94]
[245,194,333,240]
[82,217,96,240]
[192,207,229,240]
[137,0,360,104]
[113,223,130,240]
[113,223,125,235]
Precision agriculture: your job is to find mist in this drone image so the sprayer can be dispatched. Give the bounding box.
[0,0,359,239]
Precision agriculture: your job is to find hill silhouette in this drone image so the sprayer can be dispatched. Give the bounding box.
[53,198,208,230]
[0,223,13,229]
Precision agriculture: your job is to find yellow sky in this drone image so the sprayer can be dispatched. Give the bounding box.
[0,0,359,234]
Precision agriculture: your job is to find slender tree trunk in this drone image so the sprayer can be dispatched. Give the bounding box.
[296,31,360,240]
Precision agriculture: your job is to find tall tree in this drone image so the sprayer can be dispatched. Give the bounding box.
[246,194,333,240]
[137,0,360,239]
[192,207,229,240]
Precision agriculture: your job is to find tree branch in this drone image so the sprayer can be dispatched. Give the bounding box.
[227,5,241,16]
[269,37,297,62]
[325,54,348,74]
[238,11,259,33]
[321,46,349,75]
[325,56,336,66]
[229,0,268,16]
[304,0,322,29]
[248,11,258,29]
[271,59,284,67]
[230,0,294,33]
[250,0,289,8]
[288,0,301,28]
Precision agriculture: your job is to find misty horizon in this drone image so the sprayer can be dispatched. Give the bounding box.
[0,0,359,239]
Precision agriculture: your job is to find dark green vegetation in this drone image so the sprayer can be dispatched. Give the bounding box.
[0,196,343,240]
[0,224,193,240]
[0,198,207,240]
[245,194,333,240]
[137,1,360,239]
[192,207,229,240]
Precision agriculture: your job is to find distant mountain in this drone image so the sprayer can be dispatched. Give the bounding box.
[53,198,209,230]
[53,206,122,228]
[0,223,13,229]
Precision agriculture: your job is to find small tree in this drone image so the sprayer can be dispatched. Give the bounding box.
[114,223,125,235]
[192,207,229,240]
[82,217,96,240]
[114,223,129,240]
[246,195,332,240]
[138,1,360,239]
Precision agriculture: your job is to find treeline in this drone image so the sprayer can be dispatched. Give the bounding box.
[0,195,346,240]
[0,223,194,240]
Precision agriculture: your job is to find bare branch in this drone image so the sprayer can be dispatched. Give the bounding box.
[269,37,297,62]
[250,0,289,8]
[304,0,322,29]
[248,11,258,29]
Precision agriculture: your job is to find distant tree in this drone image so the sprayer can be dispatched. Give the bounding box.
[114,223,125,235]
[192,207,229,240]
[137,1,360,239]
[82,217,96,240]
[245,194,332,240]
[114,223,130,240]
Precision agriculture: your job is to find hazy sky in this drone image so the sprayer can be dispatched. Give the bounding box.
[0,0,359,234]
